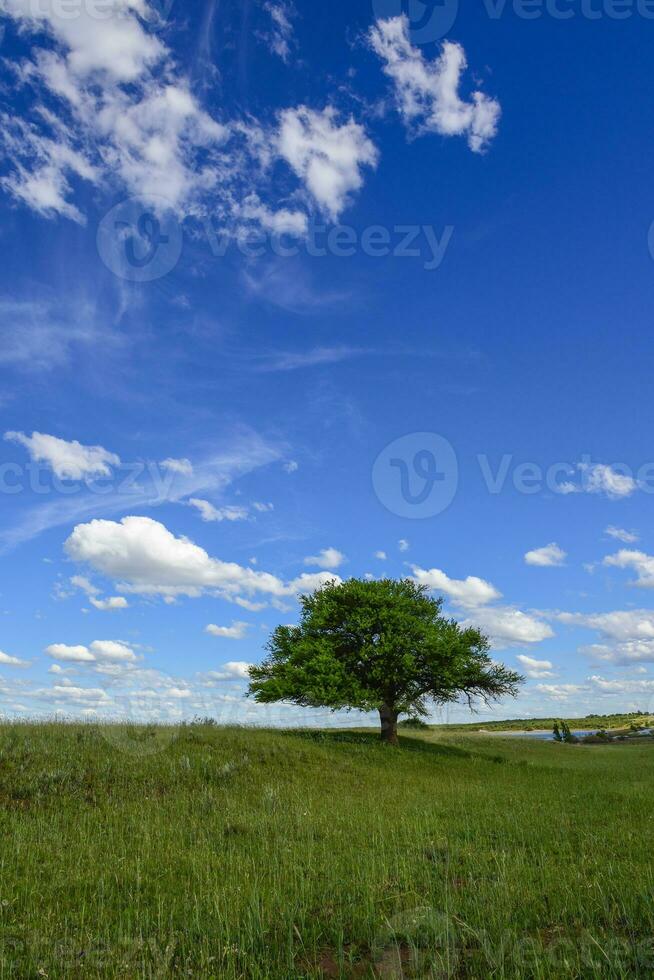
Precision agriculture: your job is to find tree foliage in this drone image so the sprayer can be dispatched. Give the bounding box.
[248,578,523,744]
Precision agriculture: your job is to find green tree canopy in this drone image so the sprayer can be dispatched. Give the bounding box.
[248,578,523,744]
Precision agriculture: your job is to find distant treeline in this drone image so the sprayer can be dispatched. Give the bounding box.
[433,712,653,732]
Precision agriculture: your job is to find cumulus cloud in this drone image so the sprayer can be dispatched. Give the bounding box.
[0,650,30,667]
[45,683,111,704]
[187,499,249,523]
[0,3,228,218]
[606,525,639,544]
[89,596,129,611]
[559,464,638,499]
[71,574,100,597]
[4,431,119,479]
[70,574,128,610]
[205,622,250,640]
[410,564,550,647]
[277,106,378,220]
[524,543,567,568]
[554,608,654,665]
[411,565,502,608]
[205,661,253,681]
[64,516,341,601]
[304,547,345,570]
[603,550,654,588]
[2,2,364,229]
[534,682,586,700]
[536,674,654,701]
[463,606,554,647]
[398,539,410,553]
[161,458,193,476]
[4,0,165,83]
[46,639,137,663]
[516,654,555,679]
[369,16,500,152]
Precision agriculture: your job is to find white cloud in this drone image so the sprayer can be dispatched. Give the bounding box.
[369,16,501,152]
[64,516,341,600]
[259,1,296,63]
[375,551,388,560]
[161,458,193,476]
[554,608,654,665]
[559,464,638,499]
[606,525,639,544]
[284,461,299,473]
[587,675,654,696]
[286,572,342,594]
[410,565,502,608]
[219,661,253,679]
[45,644,95,663]
[603,550,654,588]
[464,606,554,648]
[582,464,637,498]
[2,1,386,232]
[187,499,249,523]
[277,106,378,220]
[71,574,100,597]
[536,673,654,701]
[524,543,567,568]
[205,622,250,640]
[5,0,165,83]
[557,609,654,643]
[534,682,586,700]
[45,639,137,663]
[0,3,338,230]
[47,684,111,704]
[70,573,128,610]
[410,564,550,647]
[5,430,119,479]
[90,596,129,611]
[205,661,253,681]
[304,547,346,570]
[252,501,274,513]
[398,539,410,553]
[0,650,29,667]
[0,298,114,372]
[516,654,555,679]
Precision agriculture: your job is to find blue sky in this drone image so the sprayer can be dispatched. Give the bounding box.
[1,0,654,725]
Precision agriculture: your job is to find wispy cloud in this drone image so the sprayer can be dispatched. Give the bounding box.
[252,346,367,373]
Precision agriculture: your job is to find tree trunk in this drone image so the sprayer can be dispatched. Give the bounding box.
[379,704,399,746]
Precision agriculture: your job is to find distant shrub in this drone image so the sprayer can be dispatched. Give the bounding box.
[399,717,430,730]
[554,720,578,744]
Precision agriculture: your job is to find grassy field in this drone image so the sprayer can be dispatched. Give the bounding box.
[0,723,653,978]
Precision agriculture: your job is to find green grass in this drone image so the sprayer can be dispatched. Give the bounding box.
[0,722,653,978]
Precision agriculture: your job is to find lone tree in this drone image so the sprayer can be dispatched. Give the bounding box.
[248,578,523,745]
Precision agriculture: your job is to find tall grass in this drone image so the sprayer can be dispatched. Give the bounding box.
[0,721,652,977]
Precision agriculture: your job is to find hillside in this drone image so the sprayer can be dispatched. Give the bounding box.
[0,722,652,978]
[433,711,654,733]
